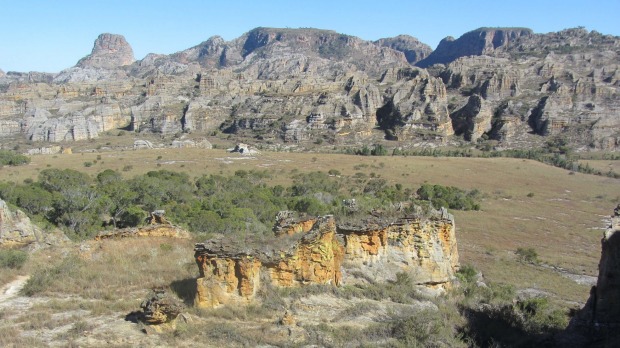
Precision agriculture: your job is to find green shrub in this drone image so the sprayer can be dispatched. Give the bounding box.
[516,247,539,264]
[119,205,145,227]
[456,264,478,284]
[0,249,28,269]
[0,150,30,166]
[160,243,173,252]
[416,184,481,210]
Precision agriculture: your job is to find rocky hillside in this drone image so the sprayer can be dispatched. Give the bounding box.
[0,26,618,151]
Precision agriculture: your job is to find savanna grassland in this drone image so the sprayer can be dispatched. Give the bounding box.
[0,144,618,347]
[1,147,617,302]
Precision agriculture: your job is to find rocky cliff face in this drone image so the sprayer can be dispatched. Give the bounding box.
[0,26,618,151]
[375,35,433,65]
[194,209,459,308]
[592,212,620,326]
[338,208,459,287]
[0,198,68,249]
[417,27,533,68]
[563,208,620,347]
[76,33,135,69]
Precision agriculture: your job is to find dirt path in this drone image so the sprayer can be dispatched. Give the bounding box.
[0,275,30,304]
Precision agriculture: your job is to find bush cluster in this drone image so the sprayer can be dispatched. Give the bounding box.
[0,249,28,269]
[0,167,482,240]
[0,150,30,166]
[416,184,481,211]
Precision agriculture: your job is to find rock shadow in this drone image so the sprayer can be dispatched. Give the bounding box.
[170,278,197,306]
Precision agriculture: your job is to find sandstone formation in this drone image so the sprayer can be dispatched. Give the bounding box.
[563,208,620,346]
[375,35,433,64]
[194,209,459,308]
[417,27,533,68]
[592,211,620,327]
[140,288,184,325]
[76,33,135,69]
[0,198,68,249]
[94,211,191,240]
[0,26,618,151]
[338,208,459,287]
[450,94,493,141]
[94,224,191,241]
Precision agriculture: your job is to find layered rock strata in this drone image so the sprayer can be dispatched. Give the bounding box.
[1,26,618,150]
[194,209,459,308]
[94,224,191,241]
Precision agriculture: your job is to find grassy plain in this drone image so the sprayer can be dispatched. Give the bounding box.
[2,147,617,304]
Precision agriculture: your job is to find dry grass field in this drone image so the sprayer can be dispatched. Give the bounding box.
[1,143,619,346]
[580,159,620,175]
[2,146,617,305]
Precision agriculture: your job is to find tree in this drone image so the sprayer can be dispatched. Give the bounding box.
[97,170,139,228]
[38,169,102,237]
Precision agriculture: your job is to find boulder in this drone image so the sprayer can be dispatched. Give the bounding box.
[133,140,154,149]
[0,198,68,249]
[229,143,259,155]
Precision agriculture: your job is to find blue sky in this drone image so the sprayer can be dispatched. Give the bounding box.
[1,0,618,73]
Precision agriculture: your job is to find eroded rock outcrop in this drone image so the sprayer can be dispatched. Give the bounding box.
[563,207,620,347]
[0,198,68,249]
[1,26,618,150]
[76,33,135,69]
[194,209,459,308]
[338,208,459,287]
[194,216,342,308]
[417,27,533,68]
[450,94,493,141]
[375,35,433,64]
[94,224,191,241]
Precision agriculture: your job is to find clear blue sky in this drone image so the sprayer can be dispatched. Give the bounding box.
[1,0,618,73]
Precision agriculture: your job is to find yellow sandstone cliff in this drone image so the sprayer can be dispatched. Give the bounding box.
[194,209,459,308]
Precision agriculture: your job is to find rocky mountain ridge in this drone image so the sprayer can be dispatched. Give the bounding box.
[0,26,618,151]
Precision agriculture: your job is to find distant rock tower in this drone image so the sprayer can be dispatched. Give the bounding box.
[76,33,135,69]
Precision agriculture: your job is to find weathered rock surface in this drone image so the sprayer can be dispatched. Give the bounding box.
[375,35,433,64]
[0,198,68,249]
[76,33,135,69]
[338,208,459,287]
[417,27,533,68]
[140,288,184,325]
[563,208,620,346]
[450,94,493,141]
[194,209,459,308]
[94,224,191,241]
[376,67,452,140]
[0,26,618,151]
